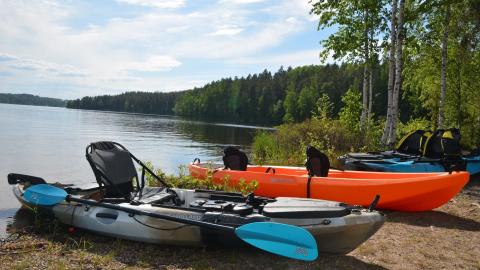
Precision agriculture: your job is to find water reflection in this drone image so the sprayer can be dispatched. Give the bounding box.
[0,103,273,236]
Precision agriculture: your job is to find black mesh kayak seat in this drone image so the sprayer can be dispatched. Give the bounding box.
[423,128,461,159]
[262,198,351,219]
[223,146,248,171]
[396,129,433,155]
[305,146,330,177]
[86,141,170,202]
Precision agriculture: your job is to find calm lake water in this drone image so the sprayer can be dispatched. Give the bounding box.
[0,103,273,237]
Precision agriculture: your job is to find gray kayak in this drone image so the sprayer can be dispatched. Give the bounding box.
[12,183,385,254]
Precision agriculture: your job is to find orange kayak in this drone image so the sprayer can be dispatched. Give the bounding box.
[189,162,469,212]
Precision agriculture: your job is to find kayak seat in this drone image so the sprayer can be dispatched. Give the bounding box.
[86,141,170,201]
[305,146,330,177]
[396,130,432,155]
[223,147,248,171]
[262,198,351,219]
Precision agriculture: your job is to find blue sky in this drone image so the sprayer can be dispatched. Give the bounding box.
[0,0,333,99]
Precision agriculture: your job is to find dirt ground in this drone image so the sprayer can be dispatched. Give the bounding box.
[1,179,479,270]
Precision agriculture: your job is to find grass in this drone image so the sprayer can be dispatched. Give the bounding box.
[1,179,479,269]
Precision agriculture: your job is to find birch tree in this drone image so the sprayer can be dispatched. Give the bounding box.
[381,0,398,145]
[386,0,405,146]
[312,0,384,131]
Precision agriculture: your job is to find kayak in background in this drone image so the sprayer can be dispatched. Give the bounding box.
[339,154,480,175]
[338,128,480,176]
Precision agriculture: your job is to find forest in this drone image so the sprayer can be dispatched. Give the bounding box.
[66,91,182,115]
[67,0,479,149]
[66,63,409,125]
[0,93,66,107]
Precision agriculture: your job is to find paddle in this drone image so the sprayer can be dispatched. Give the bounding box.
[23,184,318,261]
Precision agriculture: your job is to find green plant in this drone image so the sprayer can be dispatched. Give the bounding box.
[250,117,383,167]
[140,163,257,195]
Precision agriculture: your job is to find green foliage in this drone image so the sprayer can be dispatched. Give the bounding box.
[67,91,181,115]
[311,0,385,64]
[141,162,258,195]
[339,88,363,131]
[401,1,480,148]
[396,118,431,137]
[0,93,66,107]
[67,64,380,125]
[252,131,280,165]
[312,93,334,120]
[251,117,382,167]
[282,88,298,123]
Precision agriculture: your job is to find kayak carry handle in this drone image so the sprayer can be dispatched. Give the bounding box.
[7,173,47,185]
[265,167,276,174]
[368,195,381,212]
[193,158,201,164]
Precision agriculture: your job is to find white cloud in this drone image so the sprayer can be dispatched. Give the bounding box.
[116,0,186,9]
[231,49,321,66]
[225,0,267,4]
[124,55,182,72]
[208,25,244,36]
[0,53,87,77]
[0,0,322,98]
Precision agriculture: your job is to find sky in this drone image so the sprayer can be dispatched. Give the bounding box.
[0,0,334,99]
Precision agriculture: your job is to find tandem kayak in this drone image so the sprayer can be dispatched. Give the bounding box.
[10,180,384,254]
[188,162,469,212]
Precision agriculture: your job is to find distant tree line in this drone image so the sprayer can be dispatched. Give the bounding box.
[0,93,66,107]
[67,63,400,125]
[67,91,182,115]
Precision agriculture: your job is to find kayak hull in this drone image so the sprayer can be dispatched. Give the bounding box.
[188,163,469,212]
[12,184,385,254]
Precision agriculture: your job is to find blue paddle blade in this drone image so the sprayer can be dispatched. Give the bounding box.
[23,184,68,206]
[235,222,318,261]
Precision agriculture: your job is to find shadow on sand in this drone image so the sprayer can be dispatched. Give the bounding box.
[385,210,480,231]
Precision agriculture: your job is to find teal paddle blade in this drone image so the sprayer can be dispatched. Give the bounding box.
[23,184,68,206]
[235,222,318,261]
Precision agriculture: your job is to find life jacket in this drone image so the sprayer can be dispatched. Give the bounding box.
[305,146,330,177]
[223,147,248,171]
[423,128,461,159]
[395,130,433,155]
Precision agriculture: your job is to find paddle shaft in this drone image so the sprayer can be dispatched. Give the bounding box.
[66,195,235,232]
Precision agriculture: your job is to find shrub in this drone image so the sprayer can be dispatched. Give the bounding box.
[251,117,383,167]
[141,163,258,195]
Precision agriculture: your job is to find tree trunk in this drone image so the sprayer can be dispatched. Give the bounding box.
[381,0,398,145]
[368,27,374,120]
[361,9,370,131]
[456,45,462,128]
[368,61,373,119]
[361,66,369,129]
[438,5,450,129]
[387,0,405,147]
[477,115,480,147]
